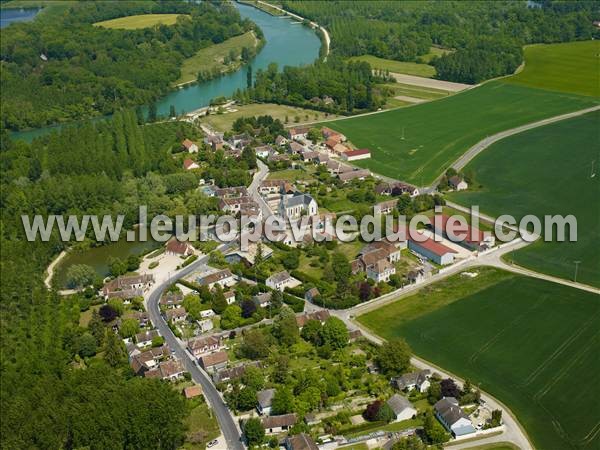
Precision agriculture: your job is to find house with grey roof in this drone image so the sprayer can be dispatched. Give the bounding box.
[285,432,318,450]
[261,413,297,434]
[278,192,318,221]
[392,369,431,392]
[266,271,300,292]
[257,388,276,415]
[434,397,476,437]
[387,394,417,422]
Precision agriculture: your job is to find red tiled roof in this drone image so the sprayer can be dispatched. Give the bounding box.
[430,215,486,244]
[410,233,457,256]
[345,149,370,157]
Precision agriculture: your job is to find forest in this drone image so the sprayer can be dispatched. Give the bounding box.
[0,112,233,448]
[0,0,257,130]
[281,0,599,83]
[233,58,392,115]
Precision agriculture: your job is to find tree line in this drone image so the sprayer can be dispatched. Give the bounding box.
[1,0,257,130]
[281,0,599,83]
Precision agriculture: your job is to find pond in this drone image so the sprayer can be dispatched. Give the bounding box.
[0,7,40,28]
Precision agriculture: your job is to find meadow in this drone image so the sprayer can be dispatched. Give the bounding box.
[175,31,257,86]
[326,40,599,185]
[94,13,186,30]
[348,55,436,78]
[450,111,600,287]
[358,269,600,450]
[327,82,597,185]
[507,40,600,97]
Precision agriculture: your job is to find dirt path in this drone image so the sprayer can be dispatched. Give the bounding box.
[44,249,67,289]
[390,73,472,92]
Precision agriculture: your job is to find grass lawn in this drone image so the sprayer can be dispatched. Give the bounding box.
[202,103,339,132]
[507,40,599,98]
[182,402,220,449]
[78,305,101,327]
[174,31,257,86]
[94,14,187,30]
[348,55,436,78]
[420,46,451,63]
[358,270,600,450]
[449,111,600,287]
[380,82,451,100]
[325,81,597,185]
[267,168,315,182]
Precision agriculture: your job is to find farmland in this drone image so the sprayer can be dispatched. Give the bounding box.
[348,55,436,78]
[94,13,187,30]
[358,269,600,450]
[326,81,597,184]
[507,41,599,98]
[450,111,600,287]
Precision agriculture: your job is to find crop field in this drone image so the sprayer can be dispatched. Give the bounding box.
[175,31,257,86]
[94,13,186,30]
[507,40,599,98]
[326,81,598,185]
[348,55,436,78]
[358,269,600,450]
[450,111,600,287]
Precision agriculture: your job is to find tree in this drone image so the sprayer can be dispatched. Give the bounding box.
[427,381,442,405]
[107,298,125,316]
[169,104,176,118]
[108,257,127,277]
[148,102,157,122]
[104,330,127,367]
[244,418,264,445]
[211,285,228,314]
[272,308,299,346]
[239,329,269,359]
[364,400,383,421]
[376,339,411,376]
[76,332,97,358]
[300,319,322,345]
[246,65,253,89]
[119,318,139,338]
[376,403,396,423]
[237,387,257,411]
[183,293,203,320]
[152,335,165,347]
[272,355,289,383]
[66,264,96,289]
[221,305,242,329]
[320,317,348,349]
[440,378,460,399]
[271,387,294,415]
[331,252,351,283]
[88,310,106,346]
[99,304,119,323]
[241,299,257,318]
[307,128,320,143]
[241,366,264,391]
[490,409,502,427]
[423,410,450,444]
[391,436,427,450]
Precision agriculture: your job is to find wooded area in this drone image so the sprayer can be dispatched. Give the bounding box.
[0,0,256,129]
[281,0,599,83]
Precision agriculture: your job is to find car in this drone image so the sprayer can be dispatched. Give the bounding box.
[207,439,218,448]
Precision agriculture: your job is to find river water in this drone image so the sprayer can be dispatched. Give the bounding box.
[0,7,40,28]
[9,2,321,142]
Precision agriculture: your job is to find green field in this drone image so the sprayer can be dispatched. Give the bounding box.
[175,31,258,85]
[94,14,187,30]
[507,41,600,98]
[326,81,597,184]
[358,269,600,450]
[348,55,436,78]
[450,112,600,287]
[202,103,339,131]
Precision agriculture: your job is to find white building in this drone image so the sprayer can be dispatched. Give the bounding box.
[266,271,299,292]
[434,397,476,437]
[279,193,318,221]
[387,394,417,422]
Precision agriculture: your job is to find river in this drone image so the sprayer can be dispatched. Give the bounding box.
[0,7,40,28]
[10,1,321,142]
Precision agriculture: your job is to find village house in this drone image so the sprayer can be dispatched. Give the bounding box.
[288,141,305,154]
[160,291,183,308]
[278,193,318,221]
[256,388,276,415]
[408,234,458,265]
[326,160,353,175]
[253,292,272,308]
[145,358,185,381]
[198,350,228,372]
[200,308,215,319]
[224,290,236,305]
[295,310,330,328]
[261,414,298,435]
[392,369,431,392]
[449,176,468,191]
[255,144,274,159]
[215,186,248,199]
[183,385,203,399]
[321,126,346,142]
[349,329,363,342]
[367,260,396,283]
[304,287,320,302]
[434,397,476,437]
[219,196,258,215]
[165,307,187,323]
[374,199,398,215]
[197,269,235,289]
[102,274,154,300]
[375,182,419,197]
[182,139,198,153]
[197,318,214,333]
[285,433,319,450]
[204,134,225,151]
[135,329,160,348]
[228,133,252,149]
[183,158,200,170]
[429,215,495,251]
[165,238,194,256]
[387,394,417,422]
[338,169,371,183]
[129,345,170,376]
[275,135,288,146]
[341,148,371,161]
[301,150,319,162]
[288,126,309,141]
[187,335,221,358]
[332,143,350,155]
[266,271,299,292]
[125,310,149,328]
[352,241,400,283]
[259,179,295,196]
[268,152,290,164]
[316,153,329,164]
[212,361,261,384]
[225,242,274,266]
